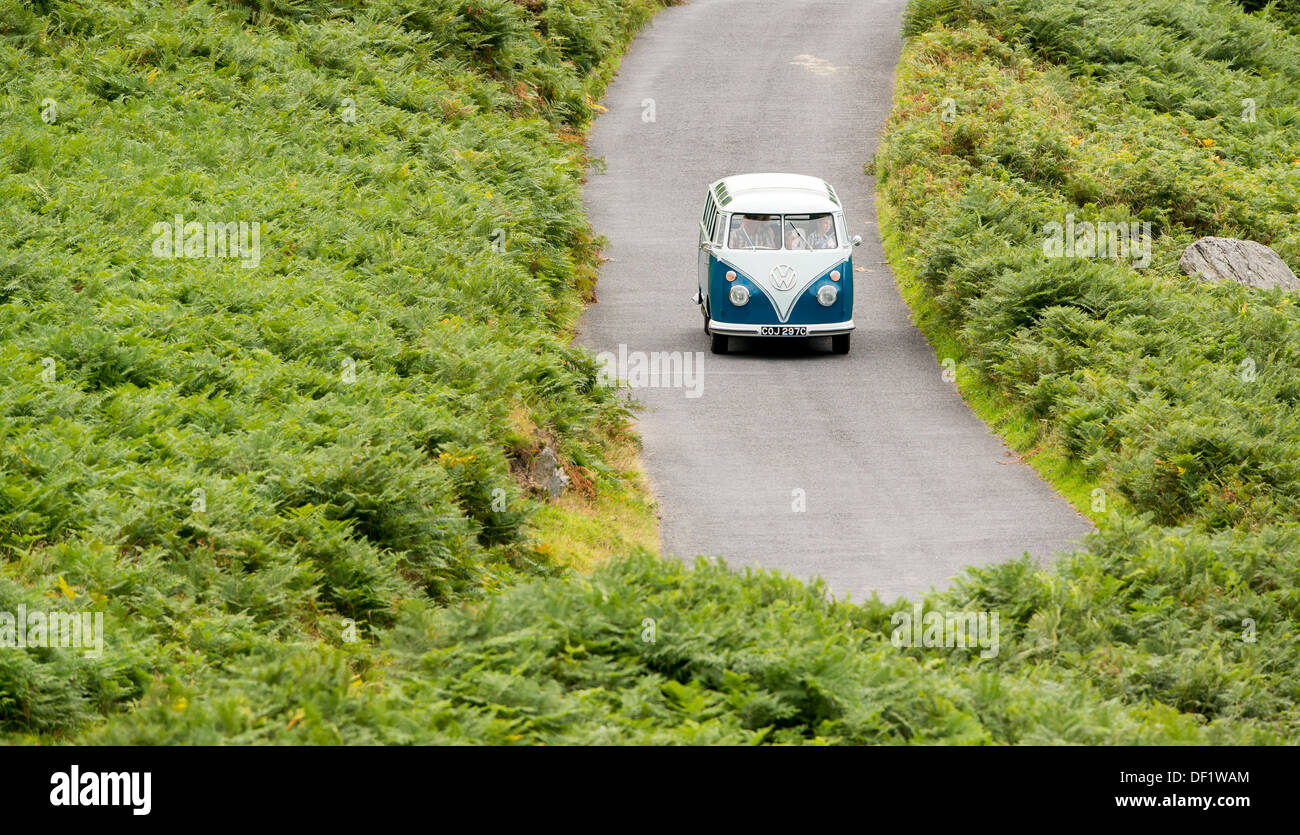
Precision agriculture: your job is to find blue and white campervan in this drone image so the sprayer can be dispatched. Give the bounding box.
[696,173,860,355]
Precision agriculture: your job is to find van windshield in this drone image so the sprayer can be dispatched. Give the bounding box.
[726,213,838,250]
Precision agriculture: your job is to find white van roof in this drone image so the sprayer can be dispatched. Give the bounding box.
[710,173,841,214]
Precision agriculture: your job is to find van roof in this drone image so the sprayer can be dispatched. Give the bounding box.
[710,173,841,214]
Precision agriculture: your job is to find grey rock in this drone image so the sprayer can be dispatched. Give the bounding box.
[1179,236,1299,291]
[530,446,569,499]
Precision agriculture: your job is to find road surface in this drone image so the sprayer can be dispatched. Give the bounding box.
[578,0,1093,601]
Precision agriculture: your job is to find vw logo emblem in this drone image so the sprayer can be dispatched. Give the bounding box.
[769,264,798,290]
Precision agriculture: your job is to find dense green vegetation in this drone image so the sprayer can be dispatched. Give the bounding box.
[6,0,1297,745]
[0,0,666,739]
[81,550,1279,744]
[878,0,1300,738]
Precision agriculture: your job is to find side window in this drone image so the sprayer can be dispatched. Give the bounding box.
[702,197,716,236]
[712,212,726,244]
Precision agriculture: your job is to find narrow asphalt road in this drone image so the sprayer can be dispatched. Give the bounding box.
[578,0,1093,601]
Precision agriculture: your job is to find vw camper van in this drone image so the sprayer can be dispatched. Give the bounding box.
[696,173,859,354]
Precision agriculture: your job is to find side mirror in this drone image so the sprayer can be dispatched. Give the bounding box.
[701,241,717,253]
[851,235,862,247]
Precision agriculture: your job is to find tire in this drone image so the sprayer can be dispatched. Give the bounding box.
[710,333,729,355]
[831,333,850,355]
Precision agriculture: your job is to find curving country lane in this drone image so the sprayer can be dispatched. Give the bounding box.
[578,0,1093,601]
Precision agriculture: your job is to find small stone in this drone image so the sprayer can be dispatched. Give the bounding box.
[531,446,569,499]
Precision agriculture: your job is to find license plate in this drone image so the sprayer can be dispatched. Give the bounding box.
[760,326,807,336]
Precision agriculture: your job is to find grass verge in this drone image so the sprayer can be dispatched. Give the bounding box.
[530,427,660,573]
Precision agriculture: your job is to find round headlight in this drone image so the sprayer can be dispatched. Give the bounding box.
[729,284,750,306]
[816,284,838,306]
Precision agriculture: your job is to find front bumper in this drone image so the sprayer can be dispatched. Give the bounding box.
[707,319,855,337]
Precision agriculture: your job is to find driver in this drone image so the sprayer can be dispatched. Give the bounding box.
[731,215,777,249]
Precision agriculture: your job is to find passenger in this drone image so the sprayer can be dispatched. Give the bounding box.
[808,215,837,249]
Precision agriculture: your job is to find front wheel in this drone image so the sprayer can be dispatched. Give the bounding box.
[831,333,850,355]
[711,333,728,355]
